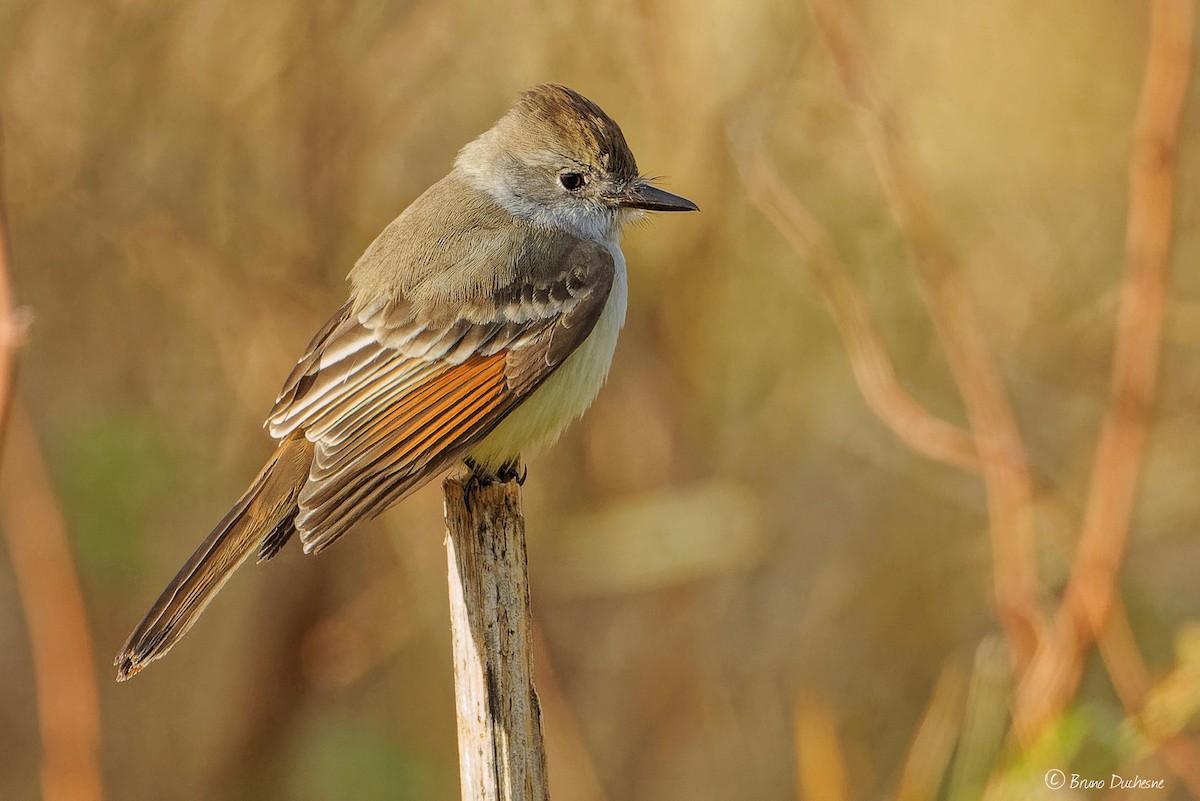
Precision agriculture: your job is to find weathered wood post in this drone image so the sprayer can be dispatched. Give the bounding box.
[443,476,549,801]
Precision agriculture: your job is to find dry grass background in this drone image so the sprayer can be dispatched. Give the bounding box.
[1,1,1199,799]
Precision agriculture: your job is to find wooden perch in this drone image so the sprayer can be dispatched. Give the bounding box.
[444,475,549,801]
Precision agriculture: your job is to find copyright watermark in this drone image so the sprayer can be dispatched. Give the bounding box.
[1044,769,1165,791]
[1044,770,1066,789]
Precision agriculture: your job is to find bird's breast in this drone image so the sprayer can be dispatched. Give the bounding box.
[467,244,628,471]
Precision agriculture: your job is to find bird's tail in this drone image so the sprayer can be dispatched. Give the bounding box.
[114,433,314,681]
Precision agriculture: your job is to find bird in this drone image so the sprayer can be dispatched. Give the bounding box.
[114,83,697,681]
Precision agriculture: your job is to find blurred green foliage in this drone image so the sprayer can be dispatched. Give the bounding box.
[51,411,172,584]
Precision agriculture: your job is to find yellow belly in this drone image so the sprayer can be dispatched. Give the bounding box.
[467,250,627,471]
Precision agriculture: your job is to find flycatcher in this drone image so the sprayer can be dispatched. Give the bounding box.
[115,84,697,680]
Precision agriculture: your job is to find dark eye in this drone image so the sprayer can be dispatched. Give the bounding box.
[559,172,586,191]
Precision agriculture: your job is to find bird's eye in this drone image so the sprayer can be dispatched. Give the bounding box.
[559,172,586,191]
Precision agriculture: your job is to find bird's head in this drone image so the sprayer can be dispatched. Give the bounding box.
[456,84,698,242]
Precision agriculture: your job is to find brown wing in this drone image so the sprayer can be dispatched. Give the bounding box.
[266,239,615,553]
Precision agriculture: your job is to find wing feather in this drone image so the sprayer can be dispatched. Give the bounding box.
[307,356,505,483]
[295,362,512,550]
[266,238,615,553]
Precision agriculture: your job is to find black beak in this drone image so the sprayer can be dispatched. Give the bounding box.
[618,181,699,212]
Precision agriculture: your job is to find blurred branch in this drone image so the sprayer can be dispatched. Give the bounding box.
[894,664,968,801]
[1047,0,1195,720]
[1016,0,1196,740]
[945,639,1012,801]
[1099,601,1200,797]
[744,0,1193,764]
[0,120,32,455]
[1032,492,1200,795]
[208,562,330,800]
[804,0,1042,672]
[1099,596,1153,717]
[444,476,549,801]
[793,695,850,801]
[533,625,609,801]
[732,143,981,474]
[1136,626,1200,794]
[0,120,103,801]
[1013,0,1199,779]
[0,403,105,801]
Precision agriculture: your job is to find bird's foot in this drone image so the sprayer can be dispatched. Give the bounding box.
[496,459,527,485]
[463,456,526,487]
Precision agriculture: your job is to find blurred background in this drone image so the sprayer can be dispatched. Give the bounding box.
[1,0,1199,799]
